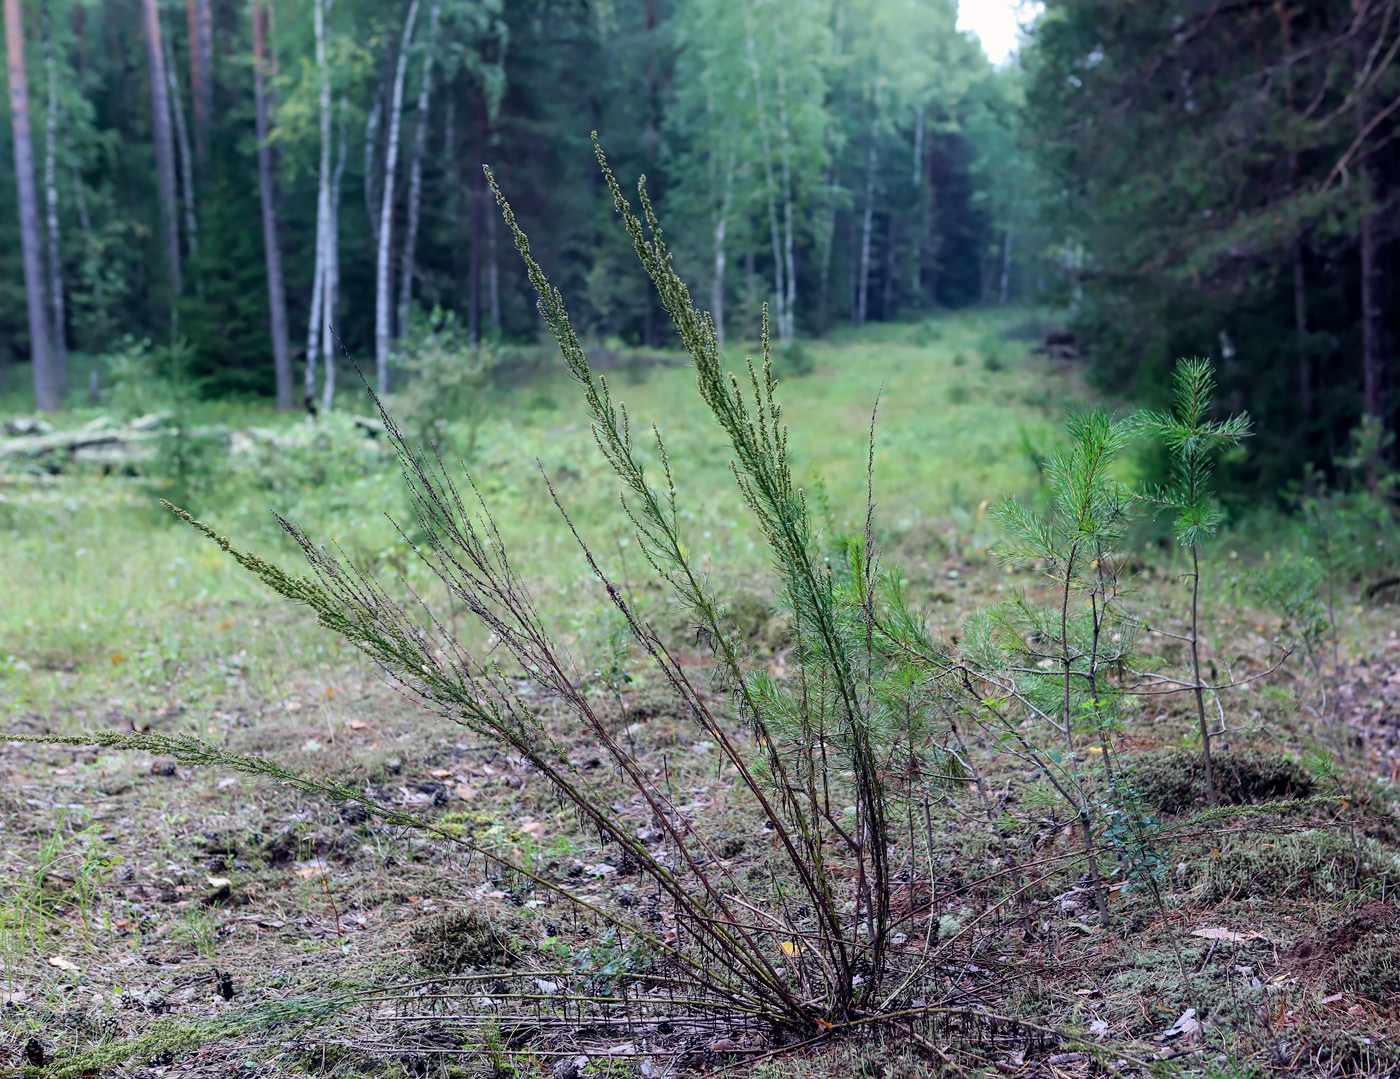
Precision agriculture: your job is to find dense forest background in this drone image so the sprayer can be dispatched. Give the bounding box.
[3,0,1399,493]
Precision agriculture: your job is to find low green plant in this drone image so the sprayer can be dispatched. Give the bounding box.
[1138,359,1252,806]
[388,305,502,456]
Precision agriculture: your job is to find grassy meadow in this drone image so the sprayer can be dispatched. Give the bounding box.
[1,312,1398,1078]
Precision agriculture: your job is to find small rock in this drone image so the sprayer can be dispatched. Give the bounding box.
[339,802,369,825]
[553,1056,588,1079]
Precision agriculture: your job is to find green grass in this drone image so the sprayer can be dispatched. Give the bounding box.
[0,310,1071,727]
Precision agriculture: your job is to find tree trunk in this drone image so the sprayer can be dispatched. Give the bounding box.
[857,104,879,327]
[252,0,291,410]
[998,228,1013,306]
[702,69,733,348]
[1294,236,1312,422]
[923,139,938,309]
[774,24,797,341]
[305,237,323,403]
[376,0,422,393]
[185,0,212,162]
[65,110,98,324]
[321,95,348,415]
[711,150,735,350]
[5,0,56,410]
[742,0,787,343]
[364,93,382,249]
[162,27,197,258]
[306,0,331,403]
[41,0,66,396]
[141,0,181,305]
[444,95,459,305]
[1354,23,1394,455]
[711,213,728,348]
[468,156,481,344]
[910,108,924,301]
[881,213,896,320]
[487,203,501,336]
[817,164,838,333]
[397,0,442,337]
[1359,197,1391,441]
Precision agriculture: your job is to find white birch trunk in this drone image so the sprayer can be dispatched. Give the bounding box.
[857,102,879,327]
[321,95,348,414]
[306,0,331,405]
[364,94,381,248]
[774,23,796,342]
[375,0,421,393]
[711,213,729,348]
[742,0,787,343]
[162,29,197,257]
[397,0,441,336]
[702,73,732,348]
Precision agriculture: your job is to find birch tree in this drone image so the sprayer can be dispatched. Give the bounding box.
[375,0,421,393]
[741,0,788,342]
[397,0,442,335]
[321,95,348,414]
[162,28,197,257]
[5,0,57,409]
[140,0,181,304]
[308,0,332,403]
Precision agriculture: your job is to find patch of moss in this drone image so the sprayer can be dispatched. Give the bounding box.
[1126,747,1313,814]
[1338,939,1400,998]
[1195,830,1400,902]
[623,684,690,724]
[724,590,790,654]
[410,909,516,973]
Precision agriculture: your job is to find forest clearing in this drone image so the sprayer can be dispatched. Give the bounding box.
[4,0,1400,1075]
[2,305,1399,1077]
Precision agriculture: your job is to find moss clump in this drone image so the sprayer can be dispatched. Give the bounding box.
[1338,939,1400,998]
[724,590,789,654]
[1195,830,1400,902]
[1127,747,1313,814]
[410,910,516,973]
[623,684,690,724]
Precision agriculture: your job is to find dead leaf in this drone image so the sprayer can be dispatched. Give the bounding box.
[428,768,452,778]
[294,860,329,879]
[0,990,28,1004]
[780,941,799,957]
[205,876,231,889]
[1191,927,1270,943]
[454,783,478,801]
[47,956,80,972]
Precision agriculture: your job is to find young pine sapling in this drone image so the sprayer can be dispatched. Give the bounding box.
[1137,359,1251,808]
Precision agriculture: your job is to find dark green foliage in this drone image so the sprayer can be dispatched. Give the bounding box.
[1126,748,1314,814]
[1024,0,1400,487]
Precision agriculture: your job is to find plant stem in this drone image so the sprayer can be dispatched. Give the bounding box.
[1189,543,1218,808]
